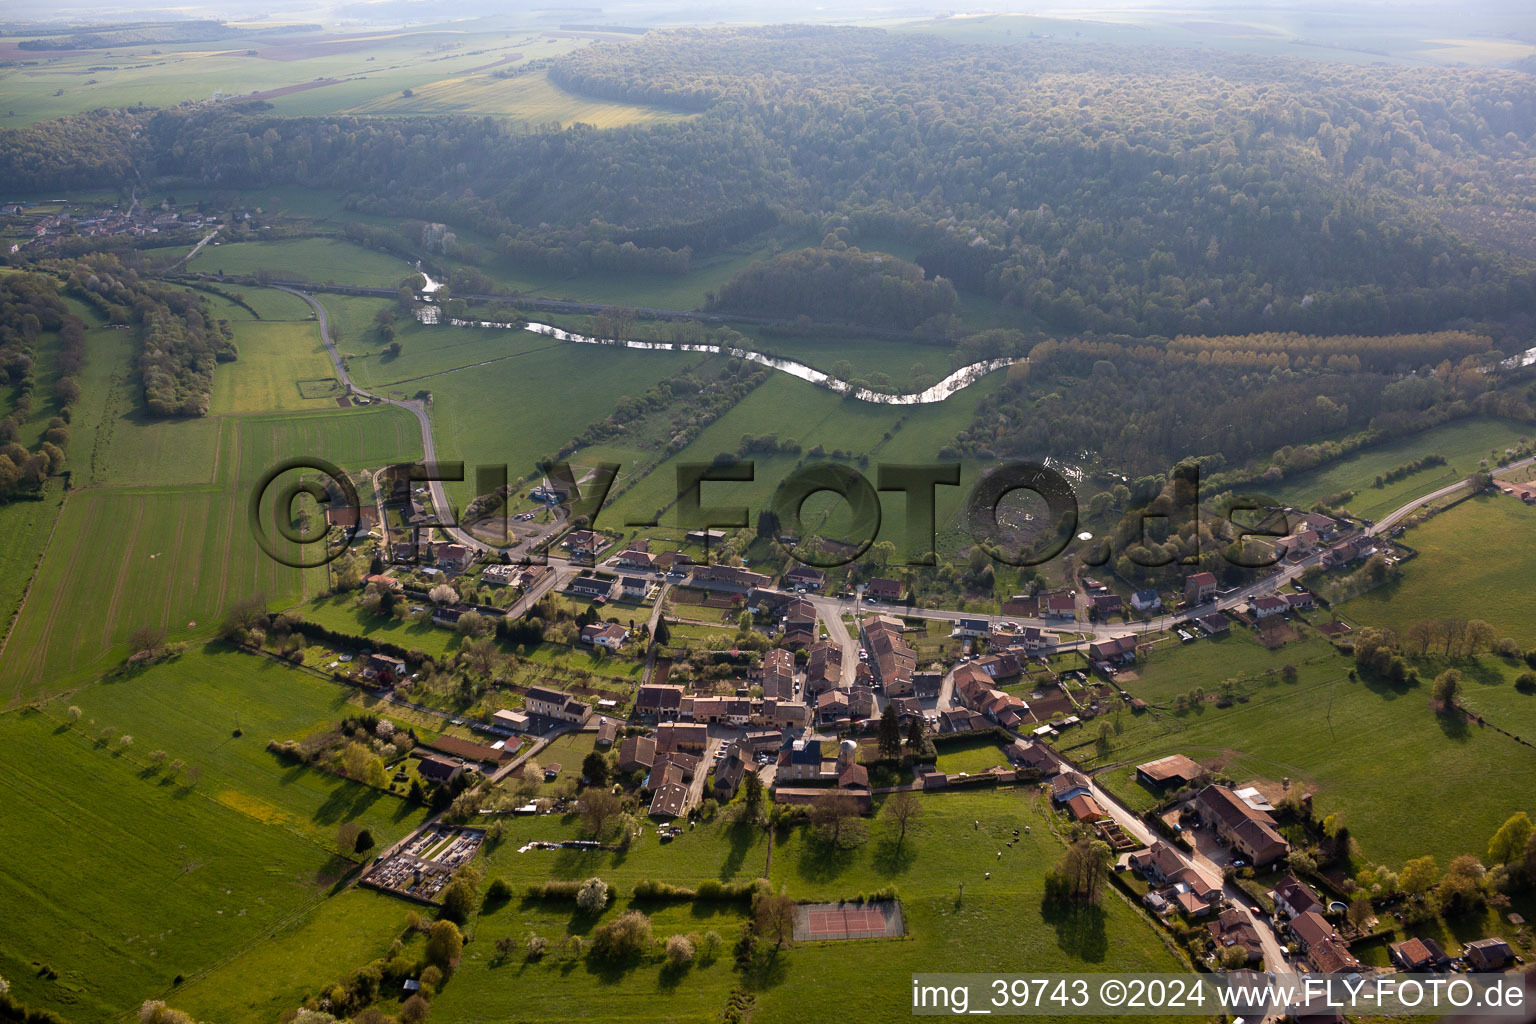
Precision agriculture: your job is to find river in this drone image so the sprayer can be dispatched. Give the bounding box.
[522,322,1019,405]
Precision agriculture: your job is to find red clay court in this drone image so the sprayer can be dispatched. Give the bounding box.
[793,900,904,941]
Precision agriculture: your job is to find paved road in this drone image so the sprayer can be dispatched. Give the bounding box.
[1068,757,1295,1002]
[811,595,861,686]
[1367,453,1536,536]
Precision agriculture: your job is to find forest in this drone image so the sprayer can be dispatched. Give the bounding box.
[4,25,1535,340]
[56,254,237,417]
[0,272,81,495]
[950,329,1520,478]
[706,246,957,330]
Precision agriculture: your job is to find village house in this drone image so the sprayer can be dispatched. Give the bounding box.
[361,653,407,684]
[491,709,529,734]
[953,664,1029,728]
[1185,571,1218,606]
[1087,634,1138,670]
[760,648,797,701]
[1389,937,1451,971]
[1040,592,1076,620]
[1464,938,1513,971]
[481,564,518,586]
[952,617,992,638]
[686,696,754,726]
[1008,740,1060,777]
[861,613,916,696]
[654,551,693,572]
[865,577,904,601]
[594,716,619,747]
[1324,539,1375,569]
[689,563,771,593]
[1208,909,1265,963]
[1066,793,1106,822]
[580,622,629,650]
[615,548,655,570]
[655,722,708,754]
[648,771,690,818]
[800,641,841,693]
[775,735,827,782]
[523,684,592,724]
[364,573,403,593]
[433,543,470,572]
[636,684,685,721]
[712,743,751,800]
[1193,784,1290,866]
[416,752,465,787]
[1251,594,1288,620]
[974,651,1022,680]
[1131,588,1162,613]
[1135,754,1206,790]
[1090,593,1123,620]
[783,565,825,591]
[1196,612,1231,636]
[431,604,472,628]
[1270,875,1324,919]
[1291,911,1363,973]
[617,735,658,774]
[618,576,650,600]
[760,698,810,730]
[1129,841,1189,886]
[815,689,851,725]
[1284,591,1316,611]
[564,575,614,602]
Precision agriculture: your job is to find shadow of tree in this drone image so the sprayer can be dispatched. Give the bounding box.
[794,829,865,883]
[1435,708,1471,742]
[719,819,759,880]
[1039,894,1109,962]
[871,833,917,876]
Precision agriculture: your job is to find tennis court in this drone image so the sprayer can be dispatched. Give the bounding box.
[792,900,904,941]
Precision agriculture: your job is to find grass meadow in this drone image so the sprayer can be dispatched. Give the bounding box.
[189,237,419,289]
[429,788,1184,1024]
[1,406,422,702]
[1265,416,1530,520]
[346,70,694,128]
[172,890,412,1024]
[600,370,994,538]
[0,703,353,1022]
[211,320,341,414]
[1081,628,1536,868]
[0,26,574,125]
[1343,493,1536,644]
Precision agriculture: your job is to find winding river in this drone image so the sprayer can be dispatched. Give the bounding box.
[522,322,1020,405]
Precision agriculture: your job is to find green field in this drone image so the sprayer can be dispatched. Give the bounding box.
[428,788,1184,1024]
[601,370,994,540]
[173,890,412,1024]
[0,23,578,125]
[1344,493,1536,645]
[0,482,65,639]
[932,735,1012,775]
[189,237,420,289]
[1082,631,1536,867]
[211,320,341,414]
[347,69,693,127]
[0,703,353,1021]
[1,407,422,701]
[1265,417,1530,521]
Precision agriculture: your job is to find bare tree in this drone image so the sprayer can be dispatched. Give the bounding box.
[882,789,924,857]
[810,791,863,847]
[753,888,798,955]
[579,789,622,839]
[127,625,166,659]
